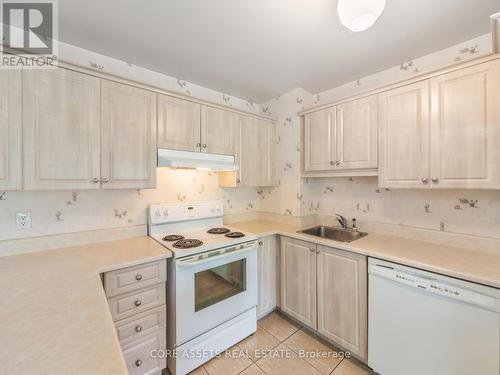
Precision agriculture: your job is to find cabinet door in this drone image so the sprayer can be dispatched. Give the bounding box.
[304,107,336,171]
[430,60,500,189]
[280,237,316,329]
[23,68,101,190]
[201,106,235,155]
[378,81,430,188]
[317,245,367,360]
[157,95,201,152]
[236,116,275,187]
[101,81,157,189]
[336,95,378,170]
[0,70,22,191]
[257,235,277,319]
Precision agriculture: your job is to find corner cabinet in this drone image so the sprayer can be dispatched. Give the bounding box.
[280,237,317,329]
[280,237,368,361]
[101,81,157,189]
[219,115,276,187]
[379,59,500,189]
[23,68,102,190]
[303,95,378,176]
[0,70,22,191]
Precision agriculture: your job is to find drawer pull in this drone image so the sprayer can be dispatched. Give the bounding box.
[134,300,142,307]
[135,325,142,333]
[135,359,142,367]
[135,274,143,281]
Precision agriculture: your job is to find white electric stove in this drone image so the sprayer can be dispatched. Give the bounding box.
[148,201,258,375]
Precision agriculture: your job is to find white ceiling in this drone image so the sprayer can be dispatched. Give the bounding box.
[59,0,498,102]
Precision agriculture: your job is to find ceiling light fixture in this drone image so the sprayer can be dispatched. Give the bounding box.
[337,0,387,32]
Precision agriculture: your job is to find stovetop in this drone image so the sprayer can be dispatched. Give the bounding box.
[150,225,257,258]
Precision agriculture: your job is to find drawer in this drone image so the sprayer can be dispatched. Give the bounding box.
[122,330,166,375]
[108,283,166,322]
[104,260,166,297]
[116,305,166,346]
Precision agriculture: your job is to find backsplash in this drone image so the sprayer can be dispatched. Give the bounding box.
[260,33,500,241]
[0,168,259,241]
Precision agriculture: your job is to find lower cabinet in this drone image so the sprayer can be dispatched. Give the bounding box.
[257,235,278,318]
[103,259,167,375]
[280,237,317,329]
[280,237,368,361]
[317,245,368,360]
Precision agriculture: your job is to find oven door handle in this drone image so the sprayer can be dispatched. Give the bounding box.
[176,241,257,268]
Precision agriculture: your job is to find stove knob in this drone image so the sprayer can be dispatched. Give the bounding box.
[163,209,169,217]
[154,209,161,217]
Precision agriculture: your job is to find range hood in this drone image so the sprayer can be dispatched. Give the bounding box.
[157,149,239,171]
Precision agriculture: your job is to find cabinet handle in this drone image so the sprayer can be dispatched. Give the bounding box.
[135,360,142,367]
[135,325,142,333]
[135,274,142,281]
[202,144,207,148]
[258,241,263,246]
[92,178,99,183]
[310,249,315,253]
[421,177,428,184]
[431,177,439,184]
[102,178,109,183]
[335,161,340,166]
[134,300,142,307]
[316,250,320,254]
[196,142,201,147]
[330,161,334,166]
[236,179,241,184]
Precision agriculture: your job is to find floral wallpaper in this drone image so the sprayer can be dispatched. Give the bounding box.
[260,32,500,240]
[0,169,260,240]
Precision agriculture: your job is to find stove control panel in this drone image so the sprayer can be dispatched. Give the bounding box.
[149,201,223,224]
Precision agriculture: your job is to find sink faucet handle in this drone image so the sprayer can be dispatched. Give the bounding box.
[335,214,348,229]
[352,218,357,231]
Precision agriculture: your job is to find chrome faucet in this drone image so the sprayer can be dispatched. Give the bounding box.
[336,214,348,229]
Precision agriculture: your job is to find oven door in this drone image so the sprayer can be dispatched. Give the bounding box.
[175,241,258,345]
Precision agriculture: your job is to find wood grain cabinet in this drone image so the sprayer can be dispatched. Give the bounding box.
[23,68,101,190]
[0,70,22,191]
[317,245,367,360]
[257,235,278,319]
[220,115,276,187]
[304,107,336,172]
[101,80,157,189]
[303,96,377,175]
[279,237,368,361]
[379,59,500,189]
[157,95,235,156]
[280,237,317,329]
[201,106,235,155]
[103,259,167,375]
[157,94,201,152]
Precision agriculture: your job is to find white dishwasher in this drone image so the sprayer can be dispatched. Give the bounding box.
[368,258,500,375]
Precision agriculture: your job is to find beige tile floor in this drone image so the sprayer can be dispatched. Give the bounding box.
[187,311,372,375]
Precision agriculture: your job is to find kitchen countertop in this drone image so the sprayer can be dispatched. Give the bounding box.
[0,236,171,375]
[231,220,500,289]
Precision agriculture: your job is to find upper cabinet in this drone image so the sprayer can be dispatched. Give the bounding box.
[0,70,22,191]
[233,115,276,187]
[429,60,500,189]
[336,95,377,170]
[23,68,101,190]
[379,59,500,189]
[378,81,430,188]
[303,96,377,175]
[157,94,201,152]
[201,106,235,155]
[304,107,336,172]
[157,95,235,156]
[101,81,157,189]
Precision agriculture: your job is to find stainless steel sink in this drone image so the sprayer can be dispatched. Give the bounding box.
[297,226,367,243]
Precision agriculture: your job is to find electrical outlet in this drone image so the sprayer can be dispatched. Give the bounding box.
[16,212,31,230]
